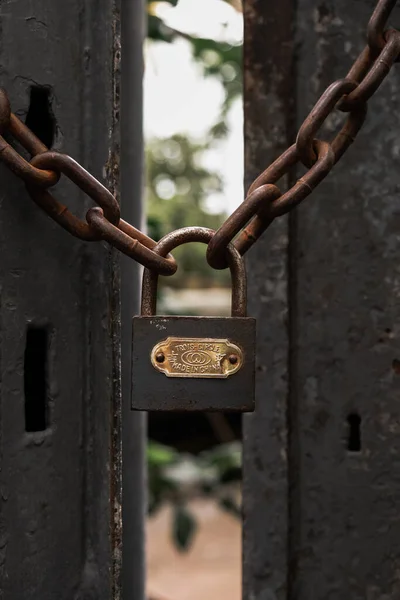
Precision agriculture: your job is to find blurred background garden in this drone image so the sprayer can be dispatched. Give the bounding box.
[145,1,243,598]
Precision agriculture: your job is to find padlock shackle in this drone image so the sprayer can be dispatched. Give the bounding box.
[141,227,247,317]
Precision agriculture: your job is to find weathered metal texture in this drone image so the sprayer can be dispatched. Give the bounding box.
[242,0,295,596]
[293,1,400,597]
[120,0,146,598]
[132,317,255,411]
[243,0,400,599]
[0,1,122,598]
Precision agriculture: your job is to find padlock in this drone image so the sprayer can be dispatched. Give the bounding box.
[131,227,255,412]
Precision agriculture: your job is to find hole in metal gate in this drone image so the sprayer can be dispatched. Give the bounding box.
[24,326,49,432]
[144,3,243,597]
[25,86,56,148]
[347,413,361,452]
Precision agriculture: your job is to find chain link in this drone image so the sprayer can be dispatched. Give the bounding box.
[368,0,400,57]
[207,0,399,269]
[0,0,398,276]
[0,92,177,275]
[86,208,177,275]
[0,90,59,187]
[28,151,120,240]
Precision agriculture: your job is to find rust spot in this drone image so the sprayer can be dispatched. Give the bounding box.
[317,3,331,21]
[312,409,330,431]
[392,359,400,375]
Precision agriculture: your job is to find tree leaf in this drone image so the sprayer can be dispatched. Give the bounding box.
[147,14,176,43]
[172,505,198,552]
[219,495,241,519]
[147,441,177,466]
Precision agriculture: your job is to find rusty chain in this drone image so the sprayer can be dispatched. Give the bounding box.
[0,0,398,276]
[207,0,400,268]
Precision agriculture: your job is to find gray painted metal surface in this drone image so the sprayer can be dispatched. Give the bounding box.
[243,1,400,599]
[0,1,122,598]
[243,1,293,597]
[120,0,146,598]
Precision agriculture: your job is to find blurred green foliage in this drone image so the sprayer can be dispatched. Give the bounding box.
[147,0,242,133]
[148,441,242,551]
[145,1,243,287]
[146,134,230,287]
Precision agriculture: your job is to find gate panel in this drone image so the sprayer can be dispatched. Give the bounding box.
[0,1,122,598]
[294,1,400,598]
[120,0,146,598]
[242,1,295,598]
[243,1,400,598]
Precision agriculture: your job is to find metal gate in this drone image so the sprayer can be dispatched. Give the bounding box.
[0,0,399,599]
[244,2,400,599]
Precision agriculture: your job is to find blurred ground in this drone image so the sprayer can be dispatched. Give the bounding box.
[147,498,241,600]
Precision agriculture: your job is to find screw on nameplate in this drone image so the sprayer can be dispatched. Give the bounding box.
[150,337,243,378]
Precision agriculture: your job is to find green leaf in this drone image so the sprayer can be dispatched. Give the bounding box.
[147,14,176,43]
[148,0,179,6]
[147,441,178,466]
[172,505,198,552]
[201,441,242,479]
[208,120,229,139]
[219,496,241,519]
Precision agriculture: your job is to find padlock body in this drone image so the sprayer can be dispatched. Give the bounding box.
[131,316,255,412]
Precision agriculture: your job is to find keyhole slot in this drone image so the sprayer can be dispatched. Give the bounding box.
[347,413,361,452]
[24,326,49,432]
[25,85,56,148]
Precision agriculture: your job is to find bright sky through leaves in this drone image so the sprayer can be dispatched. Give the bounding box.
[144,0,244,212]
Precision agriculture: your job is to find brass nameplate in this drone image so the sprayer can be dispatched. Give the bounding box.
[151,337,243,378]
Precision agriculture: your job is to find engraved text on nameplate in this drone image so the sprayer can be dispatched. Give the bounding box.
[150,337,243,378]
